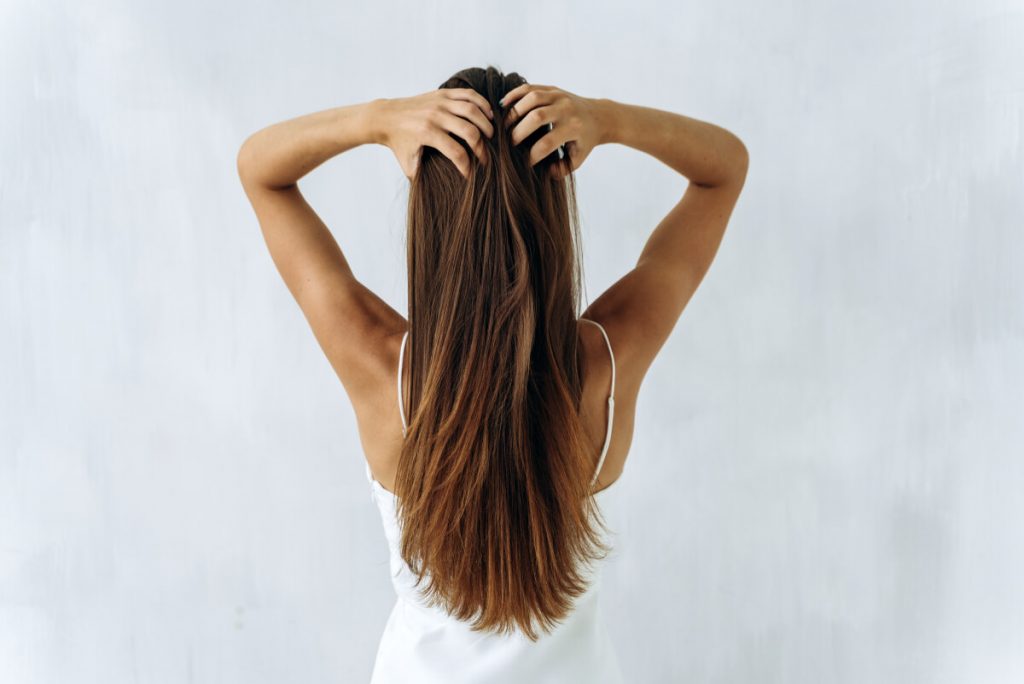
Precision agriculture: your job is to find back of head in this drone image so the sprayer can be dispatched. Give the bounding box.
[397,65,610,641]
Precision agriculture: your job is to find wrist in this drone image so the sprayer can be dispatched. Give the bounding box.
[591,97,620,146]
[363,98,392,146]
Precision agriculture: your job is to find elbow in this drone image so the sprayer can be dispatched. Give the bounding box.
[732,135,749,174]
[236,134,294,191]
[236,136,256,186]
[726,135,749,188]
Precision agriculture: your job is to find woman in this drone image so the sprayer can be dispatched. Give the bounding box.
[237,65,748,683]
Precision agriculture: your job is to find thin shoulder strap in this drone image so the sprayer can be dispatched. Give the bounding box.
[581,318,616,486]
[397,330,409,437]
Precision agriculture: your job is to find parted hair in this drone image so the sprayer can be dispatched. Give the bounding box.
[394,65,612,641]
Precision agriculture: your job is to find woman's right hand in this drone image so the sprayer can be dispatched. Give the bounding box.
[500,83,605,179]
[376,89,494,180]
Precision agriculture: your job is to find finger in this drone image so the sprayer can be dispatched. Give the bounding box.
[498,83,533,109]
[564,141,580,171]
[527,125,568,166]
[504,89,554,131]
[446,100,494,139]
[446,88,494,120]
[440,112,487,164]
[429,131,472,178]
[548,141,578,179]
[407,148,421,179]
[509,104,555,146]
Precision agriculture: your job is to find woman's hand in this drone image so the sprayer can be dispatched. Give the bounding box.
[501,83,603,179]
[375,89,495,180]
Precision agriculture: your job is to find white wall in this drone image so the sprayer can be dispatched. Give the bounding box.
[3,1,1022,682]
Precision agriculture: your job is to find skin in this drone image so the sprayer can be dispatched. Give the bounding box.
[237,84,748,495]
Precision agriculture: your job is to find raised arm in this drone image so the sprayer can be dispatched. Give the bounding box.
[236,91,494,411]
[236,101,400,408]
[582,98,749,398]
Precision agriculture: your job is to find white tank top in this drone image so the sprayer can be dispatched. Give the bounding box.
[364,318,624,683]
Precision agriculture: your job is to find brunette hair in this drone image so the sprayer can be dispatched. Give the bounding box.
[395,65,611,641]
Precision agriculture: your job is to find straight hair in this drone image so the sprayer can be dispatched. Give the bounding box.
[395,65,612,641]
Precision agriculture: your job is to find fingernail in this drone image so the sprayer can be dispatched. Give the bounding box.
[498,98,505,107]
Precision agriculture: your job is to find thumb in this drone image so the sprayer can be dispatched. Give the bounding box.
[405,147,421,179]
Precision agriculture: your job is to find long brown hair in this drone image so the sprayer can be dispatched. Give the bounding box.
[395,65,611,641]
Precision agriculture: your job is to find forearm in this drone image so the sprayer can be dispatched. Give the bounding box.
[592,98,747,188]
[237,99,385,189]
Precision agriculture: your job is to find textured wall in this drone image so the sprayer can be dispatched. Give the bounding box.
[2,1,1022,682]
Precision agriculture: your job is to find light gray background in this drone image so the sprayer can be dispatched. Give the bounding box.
[3,1,1022,682]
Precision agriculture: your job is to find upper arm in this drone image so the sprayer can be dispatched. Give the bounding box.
[582,155,748,395]
[237,151,405,406]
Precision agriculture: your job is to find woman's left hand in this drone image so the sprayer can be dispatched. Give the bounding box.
[375,89,495,179]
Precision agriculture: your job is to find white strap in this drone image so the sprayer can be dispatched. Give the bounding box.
[581,319,616,486]
[397,330,409,437]
[584,319,616,399]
